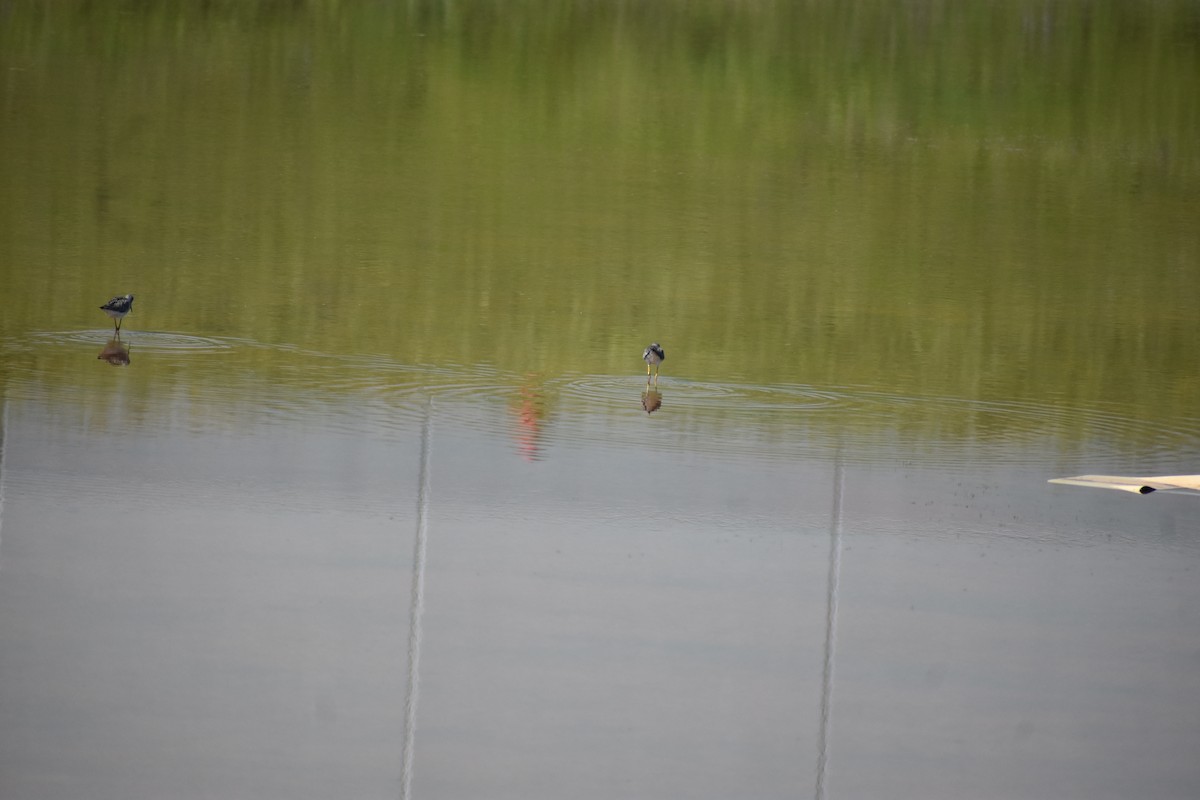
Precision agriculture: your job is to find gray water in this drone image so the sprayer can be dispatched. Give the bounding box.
[2,364,1198,799]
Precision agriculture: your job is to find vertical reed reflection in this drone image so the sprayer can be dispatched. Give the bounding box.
[401,401,433,800]
[815,456,844,800]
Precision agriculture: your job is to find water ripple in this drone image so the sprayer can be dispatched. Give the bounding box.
[5,332,1196,471]
[556,376,844,414]
[29,330,233,353]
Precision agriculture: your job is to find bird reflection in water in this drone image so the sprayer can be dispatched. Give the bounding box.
[97,337,131,366]
[641,387,662,414]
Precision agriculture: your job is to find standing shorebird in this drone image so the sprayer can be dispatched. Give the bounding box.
[99,294,135,332]
[642,342,665,384]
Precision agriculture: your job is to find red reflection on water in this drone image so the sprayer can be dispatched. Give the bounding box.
[512,376,548,462]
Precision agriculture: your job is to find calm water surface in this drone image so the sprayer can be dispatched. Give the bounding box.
[1,3,1199,799]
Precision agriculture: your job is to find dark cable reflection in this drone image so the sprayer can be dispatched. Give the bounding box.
[816,456,844,800]
[0,399,7,574]
[401,400,433,800]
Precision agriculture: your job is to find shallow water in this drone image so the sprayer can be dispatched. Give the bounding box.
[2,330,1199,799]
[2,3,1199,799]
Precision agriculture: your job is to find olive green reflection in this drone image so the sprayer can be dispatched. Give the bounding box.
[1,1,1197,437]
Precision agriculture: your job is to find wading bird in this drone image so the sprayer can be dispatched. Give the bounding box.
[643,342,665,385]
[99,294,135,332]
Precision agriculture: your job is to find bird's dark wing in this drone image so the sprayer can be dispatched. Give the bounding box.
[101,295,133,312]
